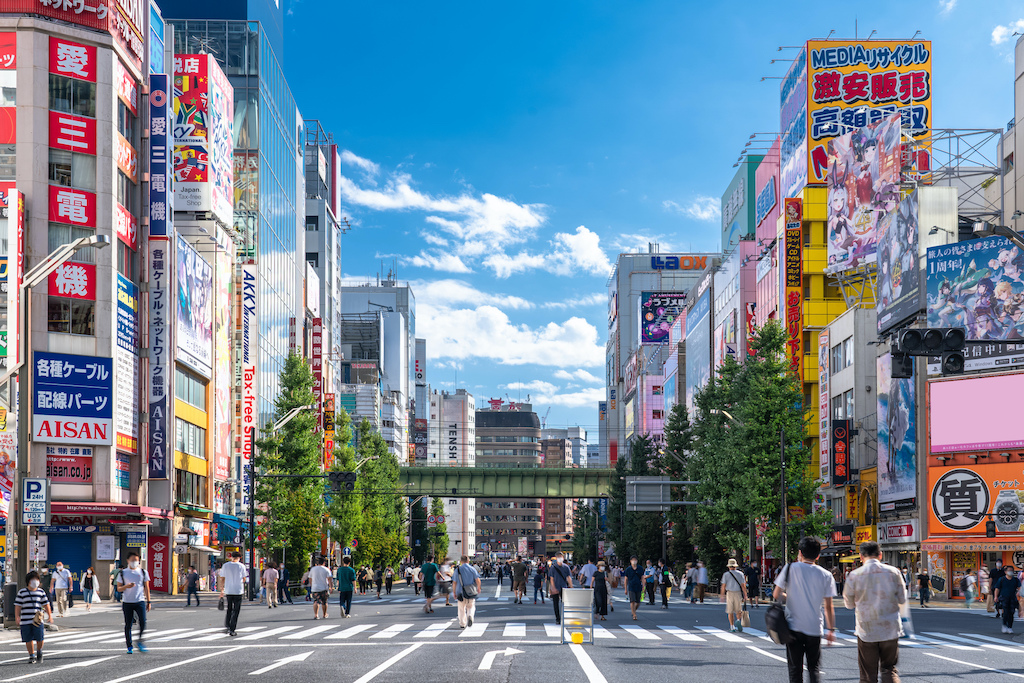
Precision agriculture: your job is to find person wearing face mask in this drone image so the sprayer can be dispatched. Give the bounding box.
[15,571,53,664]
[52,562,73,617]
[116,552,152,654]
[624,556,644,620]
[82,567,96,612]
[547,552,574,625]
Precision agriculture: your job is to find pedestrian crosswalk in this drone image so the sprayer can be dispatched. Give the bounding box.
[18,623,1024,651]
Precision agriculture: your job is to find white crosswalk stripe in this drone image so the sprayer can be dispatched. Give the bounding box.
[544,623,561,638]
[150,628,223,641]
[370,623,413,639]
[502,623,526,637]
[593,625,616,639]
[657,625,705,641]
[696,626,747,643]
[192,626,263,641]
[324,624,375,639]
[415,621,452,638]
[460,622,489,637]
[959,633,1024,651]
[281,624,340,639]
[237,626,302,640]
[621,625,660,640]
[908,633,982,650]
[923,631,1018,652]
[40,630,118,644]
[95,628,189,644]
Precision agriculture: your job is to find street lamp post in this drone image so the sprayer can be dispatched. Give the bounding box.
[247,403,315,600]
[9,236,110,595]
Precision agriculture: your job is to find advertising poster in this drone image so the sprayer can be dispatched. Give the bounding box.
[825,113,901,273]
[818,329,830,482]
[877,353,916,511]
[147,535,168,592]
[928,372,1024,454]
[929,462,1024,536]
[6,190,24,369]
[0,32,15,145]
[214,246,233,481]
[684,289,711,417]
[173,54,233,226]
[784,198,803,383]
[877,191,921,334]
[45,446,93,484]
[239,263,258,512]
[312,317,323,426]
[831,419,850,487]
[926,235,1024,373]
[805,40,932,185]
[33,352,114,445]
[640,292,686,344]
[175,234,213,376]
[115,275,139,454]
[115,452,130,490]
[779,47,808,199]
[0,428,14,519]
[148,238,172,480]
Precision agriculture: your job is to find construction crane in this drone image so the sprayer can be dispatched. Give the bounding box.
[541,407,551,428]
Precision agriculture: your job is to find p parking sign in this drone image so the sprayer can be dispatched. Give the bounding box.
[21,478,49,526]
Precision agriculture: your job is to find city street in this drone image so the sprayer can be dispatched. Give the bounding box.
[3,578,1023,682]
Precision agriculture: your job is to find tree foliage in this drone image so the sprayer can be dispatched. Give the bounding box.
[571,503,598,564]
[429,496,450,561]
[606,435,665,563]
[661,403,695,570]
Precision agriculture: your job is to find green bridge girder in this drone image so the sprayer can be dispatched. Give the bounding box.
[398,467,617,499]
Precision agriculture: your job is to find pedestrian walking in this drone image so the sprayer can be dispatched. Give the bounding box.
[115,552,152,654]
[374,566,384,599]
[336,556,356,618]
[964,570,977,609]
[82,567,96,612]
[591,561,609,620]
[301,565,312,601]
[533,557,547,604]
[184,565,201,607]
[405,564,414,587]
[263,562,279,609]
[642,559,657,605]
[696,560,709,603]
[278,564,293,604]
[548,551,573,624]
[15,571,53,664]
[412,564,422,595]
[218,551,248,636]
[624,555,644,620]
[52,561,72,617]
[384,566,395,594]
[111,564,123,602]
[658,559,671,609]
[454,555,481,629]
[419,555,440,613]
[916,568,930,608]
[745,562,762,608]
[512,556,530,604]
[843,541,905,683]
[773,537,837,683]
[721,559,748,632]
[685,562,697,603]
[832,565,845,597]
[994,564,1022,634]
[308,556,333,620]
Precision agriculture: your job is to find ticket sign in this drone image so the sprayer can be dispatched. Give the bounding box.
[21,477,49,526]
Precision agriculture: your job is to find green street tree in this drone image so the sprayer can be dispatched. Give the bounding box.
[409,498,429,563]
[606,434,665,562]
[324,407,362,558]
[254,353,326,583]
[351,419,407,568]
[661,402,695,570]
[571,503,598,564]
[429,496,449,560]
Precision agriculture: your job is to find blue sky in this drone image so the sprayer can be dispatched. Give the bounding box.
[283,0,1023,432]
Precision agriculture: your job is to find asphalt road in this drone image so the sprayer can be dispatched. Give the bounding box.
[2,577,1022,682]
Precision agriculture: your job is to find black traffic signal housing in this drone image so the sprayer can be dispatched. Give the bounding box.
[986,520,997,538]
[892,327,966,377]
[328,471,357,491]
[890,353,914,380]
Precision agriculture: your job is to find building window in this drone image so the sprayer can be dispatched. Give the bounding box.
[48,149,97,191]
[175,366,207,410]
[116,171,136,212]
[830,337,854,374]
[175,418,207,459]
[306,216,318,231]
[306,252,319,268]
[48,74,96,118]
[117,100,136,141]
[49,224,95,264]
[47,298,95,335]
[118,240,138,280]
[174,468,207,507]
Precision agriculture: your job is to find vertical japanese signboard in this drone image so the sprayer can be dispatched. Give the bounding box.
[831,419,850,487]
[7,190,24,368]
[818,329,830,481]
[323,394,335,469]
[115,275,139,455]
[148,239,172,480]
[147,535,168,593]
[784,199,803,385]
[214,246,233,481]
[804,40,932,185]
[33,352,114,445]
[312,317,323,427]
[0,33,15,145]
[148,74,171,238]
[239,263,257,511]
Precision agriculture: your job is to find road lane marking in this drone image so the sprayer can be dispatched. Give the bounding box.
[593,625,616,639]
[656,625,705,641]
[280,625,339,639]
[544,623,561,638]
[502,623,526,637]
[93,629,189,644]
[149,628,224,641]
[460,622,489,637]
[958,632,1024,651]
[695,626,747,643]
[0,655,119,682]
[236,626,302,641]
[98,647,244,683]
[747,645,787,663]
[414,621,452,638]
[620,625,659,640]
[325,624,376,639]
[352,643,423,683]
[908,634,981,650]
[370,624,413,639]
[247,650,314,675]
[39,631,117,644]
[925,652,1024,679]
[193,626,263,641]
[568,643,607,683]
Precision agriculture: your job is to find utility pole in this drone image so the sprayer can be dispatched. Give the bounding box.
[780,426,787,562]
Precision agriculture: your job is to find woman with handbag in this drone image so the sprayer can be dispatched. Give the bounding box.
[453,556,481,629]
[15,571,54,664]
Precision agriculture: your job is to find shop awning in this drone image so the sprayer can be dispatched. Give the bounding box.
[186,545,219,554]
[213,514,244,546]
[51,502,172,519]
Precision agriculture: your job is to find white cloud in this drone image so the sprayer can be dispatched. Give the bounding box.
[504,381,606,408]
[411,279,534,310]
[663,195,721,223]
[417,303,604,368]
[992,19,1024,45]
[542,293,606,309]
[483,226,613,278]
[553,369,603,384]
[403,251,472,273]
[341,150,380,178]
[938,0,956,13]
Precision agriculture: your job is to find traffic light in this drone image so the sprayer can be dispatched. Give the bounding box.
[891,327,966,376]
[328,471,357,491]
[986,520,996,538]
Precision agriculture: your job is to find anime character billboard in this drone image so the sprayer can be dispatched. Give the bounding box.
[826,113,901,274]
[877,191,922,334]
[640,292,685,345]
[878,353,916,511]
[176,234,213,376]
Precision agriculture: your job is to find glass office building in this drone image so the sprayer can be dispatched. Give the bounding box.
[168,18,305,424]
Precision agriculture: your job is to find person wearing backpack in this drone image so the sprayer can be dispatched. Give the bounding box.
[721,558,749,632]
[773,537,837,683]
[548,552,574,624]
[454,556,481,629]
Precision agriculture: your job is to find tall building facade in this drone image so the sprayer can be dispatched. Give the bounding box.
[474,403,543,558]
[424,388,475,559]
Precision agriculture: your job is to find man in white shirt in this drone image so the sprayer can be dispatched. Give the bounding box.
[773,537,837,683]
[308,556,333,620]
[52,562,73,617]
[843,541,905,683]
[218,551,248,636]
[115,552,152,654]
[696,560,709,603]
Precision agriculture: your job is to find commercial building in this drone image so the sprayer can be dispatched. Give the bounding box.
[541,437,573,549]
[475,402,543,558]
[425,388,476,559]
[541,427,586,466]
